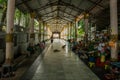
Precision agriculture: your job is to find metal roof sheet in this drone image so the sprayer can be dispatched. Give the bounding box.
[15,0,111,32]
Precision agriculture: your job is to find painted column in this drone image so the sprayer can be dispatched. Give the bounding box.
[68,22,71,39]
[67,23,69,40]
[70,22,72,39]
[39,20,41,42]
[43,22,45,41]
[41,21,43,41]
[89,21,92,41]
[110,0,118,60]
[67,23,68,39]
[71,22,73,39]
[84,13,89,46]
[75,21,78,41]
[45,23,47,40]
[94,24,96,40]
[70,23,72,39]
[72,23,74,39]
[5,0,15,64]
[29,12,35,44]
[72,22,74,39]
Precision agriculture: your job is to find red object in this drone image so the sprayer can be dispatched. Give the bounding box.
[100,62,105,67]
[96,58,101,66]
[96,57,105,67]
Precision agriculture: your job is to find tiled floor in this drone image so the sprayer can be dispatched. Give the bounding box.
[21,39,100,80]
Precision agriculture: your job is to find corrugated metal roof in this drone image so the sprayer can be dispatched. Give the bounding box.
[15,0,111,32]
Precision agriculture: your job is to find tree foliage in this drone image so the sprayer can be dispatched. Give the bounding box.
[77,19,85,36]
[0,0,7,25]
[0,0,5,3]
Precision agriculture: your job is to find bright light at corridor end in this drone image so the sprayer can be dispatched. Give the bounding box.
[53,33,59,38]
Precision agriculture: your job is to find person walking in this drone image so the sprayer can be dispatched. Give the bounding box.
[51,36,53,43]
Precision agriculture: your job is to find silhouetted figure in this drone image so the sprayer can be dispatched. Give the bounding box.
[27,43,34,54]
[51,36,53,43]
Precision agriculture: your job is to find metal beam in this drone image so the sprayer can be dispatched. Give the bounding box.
[46,19,68,23]
[87,0,105,9]
[42,16,74,18]
[59,16,73,22]
[47,23,67,24]
[21,0,33,12]
[59,1,84,13]
[16,0,32,6]
[43,16,71,22]
[20,0,42,18]
[48,0,54,17]
[43,17,55,22]
[88,0,103,12]
[41,9,58,16]
[34,1,58,11]
[40,8,76,19]
[59,9,76,18]
[57,0,61,17]
[42,15,74,21]
[34,1,84,13]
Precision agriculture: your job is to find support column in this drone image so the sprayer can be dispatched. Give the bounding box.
[89,21,92,41]
[75,21,78,41]
[73,23,75,39]
[68,22,70,39]
[45,23,47,40]
[29,12,35,44]
[84,13,89,46]
[94,24,96,40]
[110,0,118,60]
[70,22,72,39]
[43,22,45,41]
[67,23,69,40]
[72,22,74,39]
[41,21,43,41]
[39,20,41,42]
[5,0,15,64]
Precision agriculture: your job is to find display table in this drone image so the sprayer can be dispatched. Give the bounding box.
[111,62,120,68]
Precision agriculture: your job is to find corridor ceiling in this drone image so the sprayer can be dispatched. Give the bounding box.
[15,0,114,32]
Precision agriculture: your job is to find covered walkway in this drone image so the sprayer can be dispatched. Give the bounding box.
[21,39,100,80]
[0,0,120,80]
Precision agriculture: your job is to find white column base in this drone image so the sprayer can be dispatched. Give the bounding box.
[5,42,14,64]
[111,42,118,60]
